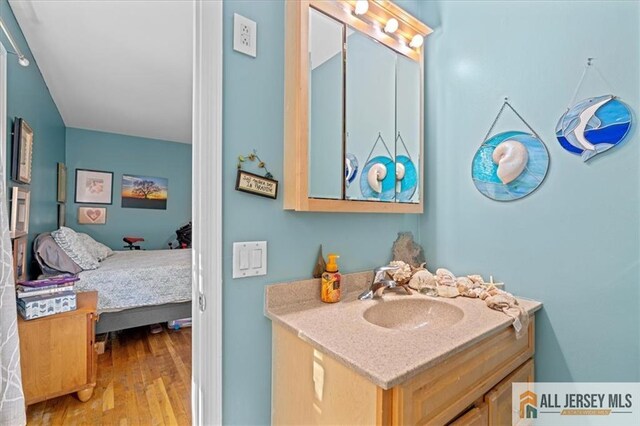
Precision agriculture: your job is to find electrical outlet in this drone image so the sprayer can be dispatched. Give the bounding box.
[233,13,257,58]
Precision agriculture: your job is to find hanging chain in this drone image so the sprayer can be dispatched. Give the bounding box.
[395,132,414,162]
[364,133,394,164]
[568,57,617,108]
[482,99,544,144]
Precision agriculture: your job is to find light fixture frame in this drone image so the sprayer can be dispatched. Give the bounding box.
[345,0,432,55]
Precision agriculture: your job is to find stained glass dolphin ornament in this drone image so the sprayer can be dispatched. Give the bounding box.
[556,95,614,162]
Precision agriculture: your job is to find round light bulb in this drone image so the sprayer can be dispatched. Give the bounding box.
[354,0,369,15]
[384,18,399,34]
[18,56,29,67]
[409,34,424,48]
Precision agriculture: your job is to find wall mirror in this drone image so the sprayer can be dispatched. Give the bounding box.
[284,0,431,213]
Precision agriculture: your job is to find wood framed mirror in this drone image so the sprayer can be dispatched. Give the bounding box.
[284,0,432,213]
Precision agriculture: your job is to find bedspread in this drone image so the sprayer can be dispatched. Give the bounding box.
[75,249,192,313]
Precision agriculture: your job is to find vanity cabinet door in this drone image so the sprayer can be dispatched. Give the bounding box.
[449,403,489,426]
[485,359,534,426]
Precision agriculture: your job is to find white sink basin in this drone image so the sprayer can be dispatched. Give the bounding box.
[362,298,464,330]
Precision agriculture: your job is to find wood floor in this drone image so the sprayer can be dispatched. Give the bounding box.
[26,326,192,426]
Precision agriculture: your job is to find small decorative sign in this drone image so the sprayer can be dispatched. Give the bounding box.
[236,170,278,199]
[235,150,278,199]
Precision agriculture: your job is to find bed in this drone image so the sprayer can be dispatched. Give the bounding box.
[75,249,192,333]
[34,231,192,333]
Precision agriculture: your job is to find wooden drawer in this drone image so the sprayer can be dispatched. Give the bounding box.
[449,403,488,426]
[393,320,535,425]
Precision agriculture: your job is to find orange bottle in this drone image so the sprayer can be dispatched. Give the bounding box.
[321,254,341,303]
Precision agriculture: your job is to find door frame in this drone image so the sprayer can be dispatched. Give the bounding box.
[192,0,223,424]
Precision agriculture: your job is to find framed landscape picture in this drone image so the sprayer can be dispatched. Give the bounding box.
[78,207,107,225]
[121,174,168,210]
[10,186,30,239]
[12,236,28,283]
[75,169,113,204]
[11,118,34,184]
[57,162,67,203]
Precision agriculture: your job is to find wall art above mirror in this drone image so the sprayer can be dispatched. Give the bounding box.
[284,0,432,213]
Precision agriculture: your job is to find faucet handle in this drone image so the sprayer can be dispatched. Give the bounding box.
[373,265,398,282]
[374,265,399,273]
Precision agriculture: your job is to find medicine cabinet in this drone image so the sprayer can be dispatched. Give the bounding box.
[284,0,432,213]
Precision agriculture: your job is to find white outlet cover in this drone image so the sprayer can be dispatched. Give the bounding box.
[233,13,257,58]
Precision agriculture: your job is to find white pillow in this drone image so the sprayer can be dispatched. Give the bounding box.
[77,233,114,261]
[51,227,100,270]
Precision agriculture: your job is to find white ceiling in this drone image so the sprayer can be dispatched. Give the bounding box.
[9,0,193,144]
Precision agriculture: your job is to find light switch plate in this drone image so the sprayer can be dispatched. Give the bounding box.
[233,241,267,278]
[233,13,257,58]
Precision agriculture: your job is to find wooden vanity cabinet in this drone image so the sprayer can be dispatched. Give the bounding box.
[272,319,535,425]
[18,291,99,405]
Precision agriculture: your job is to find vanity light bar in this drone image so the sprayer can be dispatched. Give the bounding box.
[346,0,432,50]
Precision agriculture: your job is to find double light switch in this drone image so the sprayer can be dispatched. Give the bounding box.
[232,241,267,278]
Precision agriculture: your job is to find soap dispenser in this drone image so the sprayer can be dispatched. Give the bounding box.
[321,254,341,303]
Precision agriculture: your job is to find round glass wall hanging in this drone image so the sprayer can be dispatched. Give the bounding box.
[556,95,632,162]
[472,131,549,202]
[395,155,417,202]
[360,156,395,201]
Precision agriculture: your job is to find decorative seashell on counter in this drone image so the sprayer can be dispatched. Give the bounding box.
[492,140,528,184]
[408,269,435,292]
[437,286,460,298]
[389,260,412,285]
[435,268,457,287]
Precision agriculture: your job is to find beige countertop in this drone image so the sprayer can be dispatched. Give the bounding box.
[265,271,542,389]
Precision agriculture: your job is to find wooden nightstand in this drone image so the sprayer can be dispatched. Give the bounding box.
[17,291,99,405]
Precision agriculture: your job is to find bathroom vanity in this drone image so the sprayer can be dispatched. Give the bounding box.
[265,272,541,425]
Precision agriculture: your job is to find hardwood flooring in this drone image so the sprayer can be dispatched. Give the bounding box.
[26,326,192,426]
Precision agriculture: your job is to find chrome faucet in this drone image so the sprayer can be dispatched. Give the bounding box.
[358,265,399,300]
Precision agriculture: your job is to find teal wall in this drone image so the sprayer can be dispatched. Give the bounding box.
[65,128,191,250]
[222,0,420,424]
[1,0,66,277]
[419,0,639,382]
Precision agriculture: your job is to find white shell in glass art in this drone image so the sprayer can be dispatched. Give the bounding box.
[492,140,528,184]
[395,162,405,180]
[472,131,549,202]
[367,163,388,194]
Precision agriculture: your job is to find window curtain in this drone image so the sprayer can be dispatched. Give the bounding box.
[0,170,26,422]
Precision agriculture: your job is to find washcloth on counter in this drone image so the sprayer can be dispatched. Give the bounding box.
[456,273,529,339]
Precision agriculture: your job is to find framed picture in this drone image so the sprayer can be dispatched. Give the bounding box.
[12,236,28,283]
[11,118,34,184]
[75,169,113,204]
[10,187,30,239]
[121,174,168,210]
[57,162,67,203]
[78,207,107,225]
[58,203,66,228]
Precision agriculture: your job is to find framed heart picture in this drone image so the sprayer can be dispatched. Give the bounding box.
[78,207,107,225]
